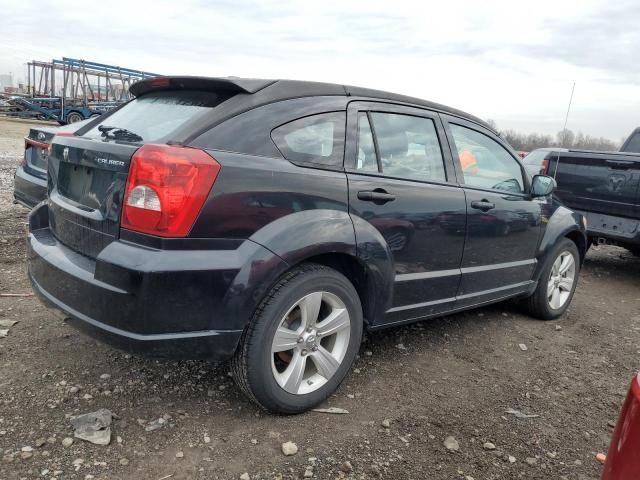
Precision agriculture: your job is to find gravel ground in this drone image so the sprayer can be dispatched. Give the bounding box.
[1,117,639,480]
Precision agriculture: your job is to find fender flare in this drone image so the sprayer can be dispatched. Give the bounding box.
[223,210,395,329]
[534,205,587,281]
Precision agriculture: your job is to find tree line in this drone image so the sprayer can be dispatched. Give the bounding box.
[486,120,620,152]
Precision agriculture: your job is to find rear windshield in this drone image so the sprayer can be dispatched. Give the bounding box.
[83,90,231,142]
[522,150,547,165]
[621,132,640,153]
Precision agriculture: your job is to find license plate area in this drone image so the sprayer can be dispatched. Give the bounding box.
[58,162,114,211]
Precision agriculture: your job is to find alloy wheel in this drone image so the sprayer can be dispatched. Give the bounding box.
[271,291,351,395]
[547,251,576,310]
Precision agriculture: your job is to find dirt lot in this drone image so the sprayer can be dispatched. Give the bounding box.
[0,117,639,480]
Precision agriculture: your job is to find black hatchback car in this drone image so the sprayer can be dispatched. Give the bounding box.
[28,77,587,413]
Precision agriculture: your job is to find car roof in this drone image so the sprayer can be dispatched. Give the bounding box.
[531,147,569,152]
[129,76,496,134]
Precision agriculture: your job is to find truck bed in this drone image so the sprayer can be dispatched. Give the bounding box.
[548,149,640,247]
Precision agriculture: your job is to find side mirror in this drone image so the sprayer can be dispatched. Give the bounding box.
[531,175,556,197]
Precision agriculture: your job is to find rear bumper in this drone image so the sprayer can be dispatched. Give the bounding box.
[30,273,242,360]
[14,166,47,209]
[27,205,287,360]
[577,210,640,246]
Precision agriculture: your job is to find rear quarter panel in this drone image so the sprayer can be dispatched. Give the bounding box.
[189,151,350,238]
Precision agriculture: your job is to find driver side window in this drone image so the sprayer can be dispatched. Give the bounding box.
[450,124,524,193]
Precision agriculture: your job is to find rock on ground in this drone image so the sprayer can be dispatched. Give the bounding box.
[282,441,298,456]
[444,436,459,451]
[70,409,113,445]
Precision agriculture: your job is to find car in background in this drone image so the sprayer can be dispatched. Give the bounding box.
[522,128,640,255]
[522,147,568,176]
[14,119,90,208]
[601,372,640,479]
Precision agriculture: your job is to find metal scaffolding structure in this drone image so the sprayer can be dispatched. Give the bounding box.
[27,57,160,102]
[2,57,161,123]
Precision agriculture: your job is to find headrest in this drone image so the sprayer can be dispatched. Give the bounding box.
[377,130,408,158]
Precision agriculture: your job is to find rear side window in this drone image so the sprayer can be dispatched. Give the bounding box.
[271,112,345,167]
[365,112,446,182]
[83,90,232,142]
[356,113,378,172]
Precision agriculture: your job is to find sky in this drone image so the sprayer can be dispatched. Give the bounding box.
[1,0,638,142]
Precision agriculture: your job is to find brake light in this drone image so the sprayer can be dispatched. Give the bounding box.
[147,77,170,88]
[24,137,49,150]
[121,144,220,237]
[540,158,549,175]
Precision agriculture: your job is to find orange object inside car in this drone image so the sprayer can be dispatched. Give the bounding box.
[459,150,479,175]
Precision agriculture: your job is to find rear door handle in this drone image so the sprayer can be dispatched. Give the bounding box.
[470,200,495,211]
[357,190,396,203]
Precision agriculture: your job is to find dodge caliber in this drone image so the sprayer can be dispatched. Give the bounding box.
[28,77,587,413]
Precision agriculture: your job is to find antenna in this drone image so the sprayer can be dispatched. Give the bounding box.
[561,81,576,147]
[554,81,576,179]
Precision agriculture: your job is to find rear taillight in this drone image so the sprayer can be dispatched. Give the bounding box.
[540,158,549,175]
[24,137,49,150]
[121,144,220,237]
[24,137,50,166]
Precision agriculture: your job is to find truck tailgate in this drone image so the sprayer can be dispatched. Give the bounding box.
[551,150,640,220]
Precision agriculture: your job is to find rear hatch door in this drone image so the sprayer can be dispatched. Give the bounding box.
[48,138,137,257]
[552,150,640,219]
[47,87,237,258]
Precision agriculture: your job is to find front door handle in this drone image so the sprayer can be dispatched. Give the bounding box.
[357,190,396,204]
[471,199,495,211]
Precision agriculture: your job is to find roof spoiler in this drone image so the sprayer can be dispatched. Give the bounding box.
[129,76,276,97]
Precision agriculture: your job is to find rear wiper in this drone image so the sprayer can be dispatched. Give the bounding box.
[98,125,143,142]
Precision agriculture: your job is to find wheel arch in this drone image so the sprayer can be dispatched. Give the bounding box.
[289,252,375,326]
[534,205,587,281]
[243,209,394,327]
[565,229,587,263]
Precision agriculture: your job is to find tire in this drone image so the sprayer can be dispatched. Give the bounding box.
[231,263,363,414]
[523,238,580,320]
[66,112,84,124]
